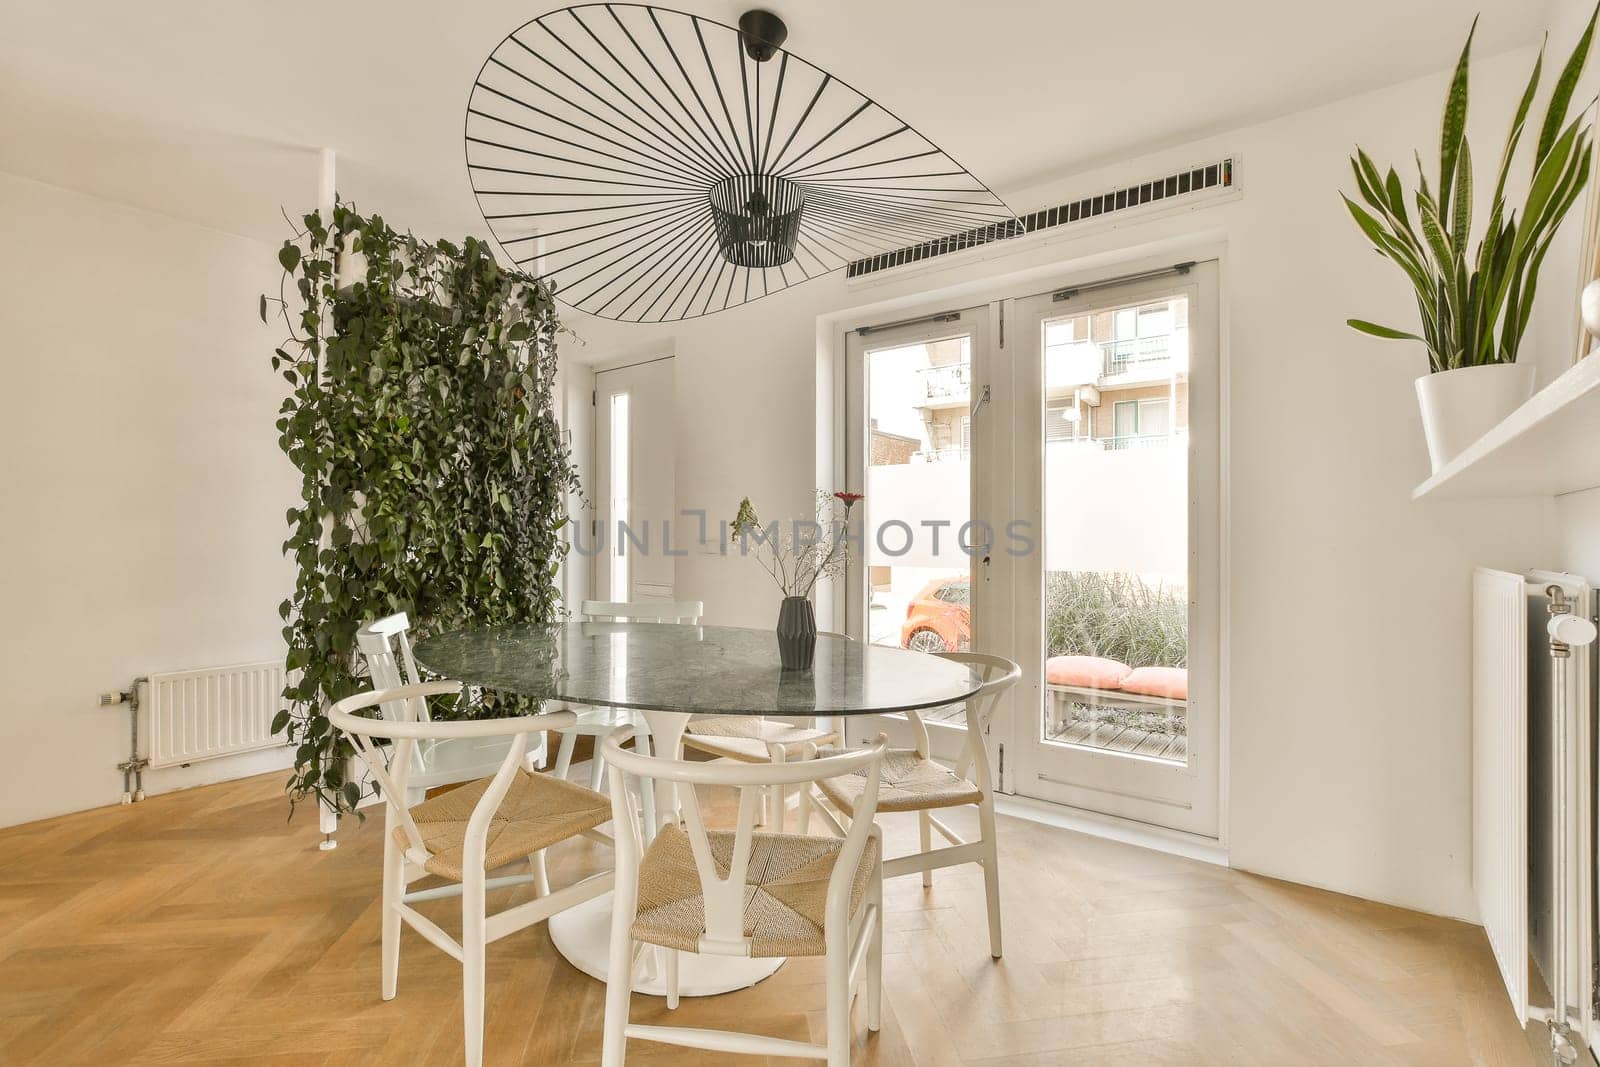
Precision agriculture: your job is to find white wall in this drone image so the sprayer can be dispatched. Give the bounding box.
[1529,0,1600,393]
[1161,48,1550,921]
[1555,489,1600,578]
[0,172,298,827]
[1041,447,1186,580]
[864,449,1185,578]
[560,43,1568,920]
[1542,0,1600,591]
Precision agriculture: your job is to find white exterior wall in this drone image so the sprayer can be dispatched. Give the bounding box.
[865,448,1184,579]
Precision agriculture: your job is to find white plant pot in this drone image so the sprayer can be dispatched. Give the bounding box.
[1414,362,1534,473]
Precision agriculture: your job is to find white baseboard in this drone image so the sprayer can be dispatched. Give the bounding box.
[994,793,1229,867]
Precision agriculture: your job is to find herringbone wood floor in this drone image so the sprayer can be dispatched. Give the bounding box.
[0,770,1556,1065]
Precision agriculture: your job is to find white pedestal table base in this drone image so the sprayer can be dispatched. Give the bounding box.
[547,706,785,996]
[546,892,784,996]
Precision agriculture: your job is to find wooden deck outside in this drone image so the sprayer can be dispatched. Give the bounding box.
[922,701,1190,763]
[1048,716,1189,762]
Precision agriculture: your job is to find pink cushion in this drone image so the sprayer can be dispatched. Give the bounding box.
[1118,666,1188,700]
[1045,655,1131,689]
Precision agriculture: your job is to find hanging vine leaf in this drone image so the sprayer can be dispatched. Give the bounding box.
[266,202,579,817]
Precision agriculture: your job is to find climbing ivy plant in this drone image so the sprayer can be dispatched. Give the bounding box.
[263,203,578,816]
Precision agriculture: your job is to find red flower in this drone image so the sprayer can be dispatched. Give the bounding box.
[834,491,864,505]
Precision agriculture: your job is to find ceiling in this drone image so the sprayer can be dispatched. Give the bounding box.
[0,1,1548,249]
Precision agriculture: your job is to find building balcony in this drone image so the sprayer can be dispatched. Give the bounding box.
[909,444,970,463]
[1044,330,1187,394]
[1045,429,1187,450]
[1102,334,1171,373]
[1045,342,1104,389]
[918,362,973,404]
[920,337,1185,413]
[1104,430,1186,451]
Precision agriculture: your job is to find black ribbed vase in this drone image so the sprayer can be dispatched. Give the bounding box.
[775,595,817,671]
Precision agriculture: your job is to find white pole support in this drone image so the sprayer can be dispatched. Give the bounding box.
[315,146,339,853]
[319,796,339,851]
[317,147,336,221]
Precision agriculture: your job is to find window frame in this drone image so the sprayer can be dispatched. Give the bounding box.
[1137,396,1169,437]
[1112,398,1140,437]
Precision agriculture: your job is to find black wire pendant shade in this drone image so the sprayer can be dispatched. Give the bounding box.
[465,4,1022,323]
[709,172,802,267]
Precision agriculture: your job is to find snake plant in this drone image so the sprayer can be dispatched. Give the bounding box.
[1344,9,1598,372]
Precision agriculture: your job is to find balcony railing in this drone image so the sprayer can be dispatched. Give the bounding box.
[910,445,970,463]
[1102,334,1171,375]
[1041,430,1186,451]
[918,362,972,402]
[1104,431,1185,451]
[1043,335,1175,390]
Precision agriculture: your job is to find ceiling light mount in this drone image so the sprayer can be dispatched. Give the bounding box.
[737,9,788,62]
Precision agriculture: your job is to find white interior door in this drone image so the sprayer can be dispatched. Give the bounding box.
[1005,262,1221,837]
[594,356,676,602]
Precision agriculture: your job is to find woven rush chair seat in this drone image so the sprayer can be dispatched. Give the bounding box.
[817,747,983,815]
[395,770,611,882]
[631,823,880,957]
[332,682,617,1067]
[681,717,839,762]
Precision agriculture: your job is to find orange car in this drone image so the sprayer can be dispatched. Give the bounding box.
[901,575,971,652]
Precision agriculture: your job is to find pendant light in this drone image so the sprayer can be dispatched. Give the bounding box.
[465,5,1021,323]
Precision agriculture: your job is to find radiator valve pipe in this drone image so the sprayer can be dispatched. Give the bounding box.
[103,681,149,804]
[1544,586,1595,1066]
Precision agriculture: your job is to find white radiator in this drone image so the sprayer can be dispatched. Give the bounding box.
[1472,569,1594,1041]
[143,660,286,768]
[1472,568,1528,1026]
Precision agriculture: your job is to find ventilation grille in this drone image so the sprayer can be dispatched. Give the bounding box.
[845,157,1234,280]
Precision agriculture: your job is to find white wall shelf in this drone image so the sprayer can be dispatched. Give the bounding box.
[1413,351,1600,500]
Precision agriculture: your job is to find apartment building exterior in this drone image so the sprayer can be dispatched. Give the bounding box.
[887,298,1190,464]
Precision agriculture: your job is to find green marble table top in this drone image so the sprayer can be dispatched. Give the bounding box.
[414,621,982,716]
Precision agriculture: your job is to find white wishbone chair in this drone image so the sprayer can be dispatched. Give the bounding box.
[599,726,888,1067]
[680,631,848,830]
[357,613,537,808]
[809,652,1020,959]
[549,600,704,800]
[327,682,614,1067]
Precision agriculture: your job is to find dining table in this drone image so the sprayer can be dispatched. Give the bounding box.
[414,619,984,997]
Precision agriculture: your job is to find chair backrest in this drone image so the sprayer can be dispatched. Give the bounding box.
[922,652,1021,790]
[601,726,887,956]
[356,614,425,722]
[582,599,703,624]
[327,682,577,864]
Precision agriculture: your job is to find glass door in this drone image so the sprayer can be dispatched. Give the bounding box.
[844,307,992,761]
[1007,263,1221,837]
